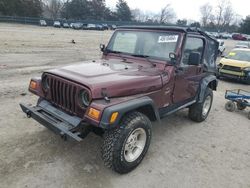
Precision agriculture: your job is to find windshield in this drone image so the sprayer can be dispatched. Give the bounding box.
[227,50,250,62]
[106,30,180,61]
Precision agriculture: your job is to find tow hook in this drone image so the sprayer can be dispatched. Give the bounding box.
[26,110,31,118]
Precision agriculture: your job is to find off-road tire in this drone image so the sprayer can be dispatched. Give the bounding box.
[236,102,247,110]
[225,101,236,112]
[189,88,213,122]
[101,111,152,174]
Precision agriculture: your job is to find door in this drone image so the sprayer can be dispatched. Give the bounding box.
[173,36,205,103]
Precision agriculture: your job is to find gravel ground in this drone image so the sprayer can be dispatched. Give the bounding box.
[0,23,250,188]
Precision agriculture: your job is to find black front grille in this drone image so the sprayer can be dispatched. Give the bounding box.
[222,65,241,72]
[49,77,77,114]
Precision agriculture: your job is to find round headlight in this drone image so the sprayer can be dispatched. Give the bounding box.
[42,75,49,90]
[79,90,91,107]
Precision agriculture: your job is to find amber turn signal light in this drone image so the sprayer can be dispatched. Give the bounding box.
[110,112,119,123]
[29,80,38,90]
[88,108,101,120]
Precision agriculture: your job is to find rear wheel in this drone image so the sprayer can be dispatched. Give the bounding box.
[189,88,213,122]
[225,101,236,112]
[101,111,152,174]
[236,102,247,110]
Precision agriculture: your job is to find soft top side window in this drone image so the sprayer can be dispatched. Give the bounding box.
[182,37,204,65]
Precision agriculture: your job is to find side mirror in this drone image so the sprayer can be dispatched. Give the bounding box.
[100,44,106,52]
[188,52,201,66]
[169,52,177,63]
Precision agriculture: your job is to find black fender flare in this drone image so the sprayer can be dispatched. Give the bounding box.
[99,96,160,129]
[198,75,218,103]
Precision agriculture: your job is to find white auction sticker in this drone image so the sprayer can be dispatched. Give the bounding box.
[158,35,178,43]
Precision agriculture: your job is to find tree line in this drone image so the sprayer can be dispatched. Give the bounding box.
[198,0,249,34]
[0,0,249,34]
[0,0,133,21]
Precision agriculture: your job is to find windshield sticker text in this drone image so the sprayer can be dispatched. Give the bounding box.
[158,35,178,43]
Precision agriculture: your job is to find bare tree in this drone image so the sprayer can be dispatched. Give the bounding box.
[215,0,225,26]
[132,9,162,23]
[131,8,145,22]
[43,0,63,19]
[233,14,243,26]
[213,0,235,29]
[222,2,234,26]
[200,3,213,27]
[158,4,176,24]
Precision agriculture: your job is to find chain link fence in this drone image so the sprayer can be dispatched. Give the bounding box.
[0,15,161,27]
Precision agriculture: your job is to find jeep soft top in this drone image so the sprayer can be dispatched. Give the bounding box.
[20,26,218,174]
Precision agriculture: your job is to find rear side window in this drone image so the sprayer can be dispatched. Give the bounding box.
[182,37,204,65]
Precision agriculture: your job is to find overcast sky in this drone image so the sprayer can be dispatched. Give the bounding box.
[106,0,249,21]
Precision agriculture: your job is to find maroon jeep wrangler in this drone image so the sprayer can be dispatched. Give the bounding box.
[20,26,218,174]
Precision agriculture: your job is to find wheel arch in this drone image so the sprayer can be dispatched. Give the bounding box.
[198,75,217,103]
[135,104,158,122]
[99,96,160,129]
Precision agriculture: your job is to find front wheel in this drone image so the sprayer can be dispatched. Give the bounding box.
[225,101,236,112]
[189,88,213,122]
[101,111,152,174]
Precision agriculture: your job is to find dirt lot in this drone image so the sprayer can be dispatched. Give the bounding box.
[0,23,250,188]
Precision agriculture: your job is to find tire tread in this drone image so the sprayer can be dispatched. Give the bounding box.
[101,111,151,174]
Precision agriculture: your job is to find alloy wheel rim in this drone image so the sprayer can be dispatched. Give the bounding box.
[124,128,147,162]
[202,96,212,116]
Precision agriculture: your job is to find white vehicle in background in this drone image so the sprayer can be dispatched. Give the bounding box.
[235,41,250,49]
[62,22,69,28]
[245,35,250,41]
[39,20,47,26]
[53,21,61,28]
[221,32,231,39]
[217,39,226,56]
[211,32,219,38]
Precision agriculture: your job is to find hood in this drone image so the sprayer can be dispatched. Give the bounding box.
[220,58,250,68]
[46,59,164,99]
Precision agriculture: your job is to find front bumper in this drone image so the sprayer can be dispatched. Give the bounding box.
[218,69,250,82]
[20,100,85,141]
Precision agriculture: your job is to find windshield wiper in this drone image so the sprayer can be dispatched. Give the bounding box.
[105,49,130,62]
[131,54,149,58]
[131,54,157,67]
[105,49,122,54]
